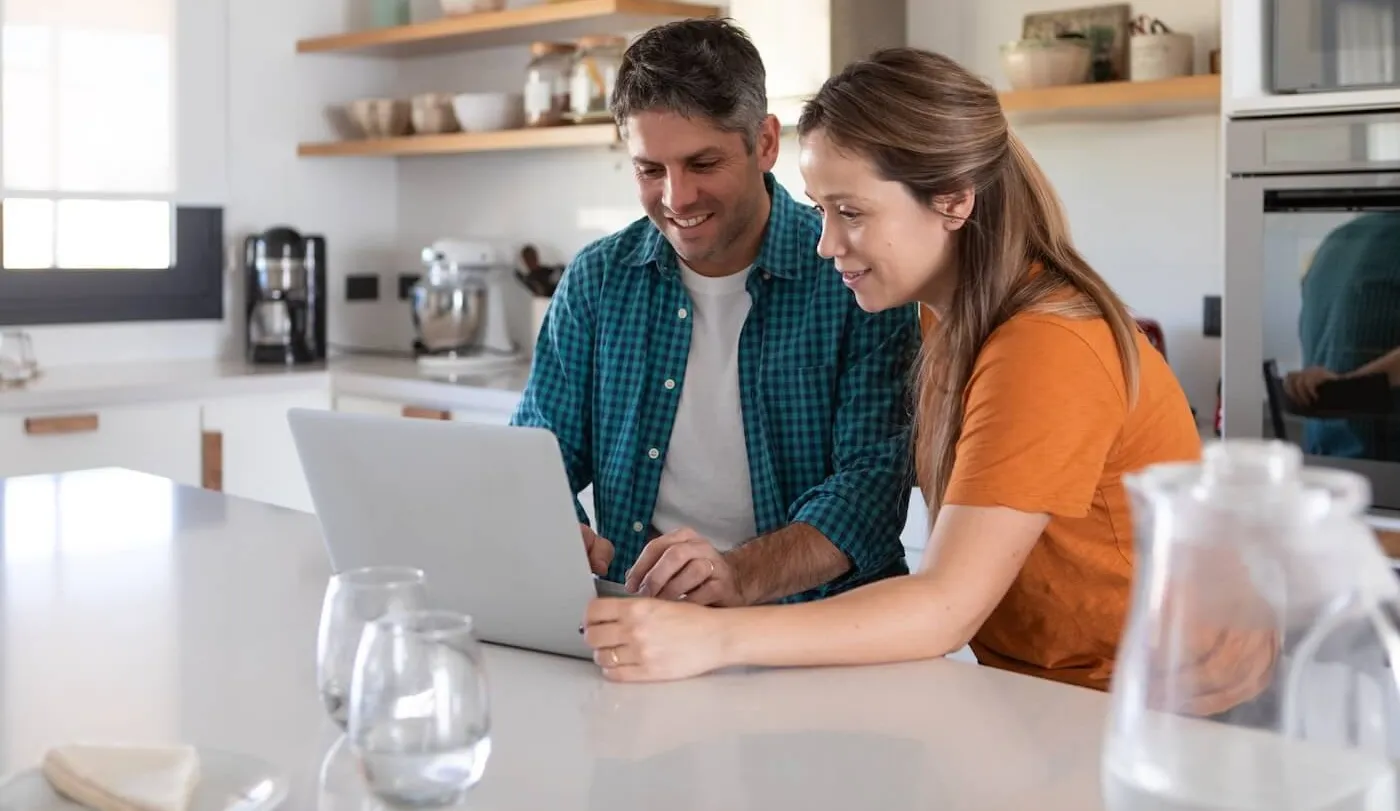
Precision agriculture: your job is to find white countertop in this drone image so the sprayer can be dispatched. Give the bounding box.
[0,468,1115,810]
[0,355,531,414]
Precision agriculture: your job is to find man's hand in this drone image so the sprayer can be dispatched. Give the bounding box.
[581,523,614,576]
[1284,365,1340,407]
[625,528,745,606]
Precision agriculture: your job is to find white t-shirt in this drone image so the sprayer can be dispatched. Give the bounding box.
[650,263,758,551]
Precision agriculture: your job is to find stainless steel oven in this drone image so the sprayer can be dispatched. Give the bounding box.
[1225,111,1400,512]
[1270,0,1400,94]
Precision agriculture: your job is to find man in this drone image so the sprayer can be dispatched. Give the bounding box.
[1284,211,1400,461]
[511,18,920,606]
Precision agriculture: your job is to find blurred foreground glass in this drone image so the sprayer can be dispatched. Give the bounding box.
[348,610,492,808]
[0,331,37,385]
[317,566,428,728]
[1105,440,1400,810]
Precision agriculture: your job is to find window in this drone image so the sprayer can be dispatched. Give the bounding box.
[0,0,222,325]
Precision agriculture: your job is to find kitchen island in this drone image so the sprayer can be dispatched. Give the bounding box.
[0,468,1111,810]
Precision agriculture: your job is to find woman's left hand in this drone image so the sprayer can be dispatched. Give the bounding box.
[583,597,730,682]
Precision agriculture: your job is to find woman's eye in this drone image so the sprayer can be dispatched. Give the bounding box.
[839,209,861,222]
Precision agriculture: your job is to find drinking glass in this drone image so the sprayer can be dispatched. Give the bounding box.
[317,566,428,728]
[348,610,492,808]
[0,330,36,385]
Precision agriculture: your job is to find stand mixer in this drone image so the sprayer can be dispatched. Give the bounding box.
[410,239,521,377]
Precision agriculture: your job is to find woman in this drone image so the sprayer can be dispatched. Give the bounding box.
[582,48,1203,692]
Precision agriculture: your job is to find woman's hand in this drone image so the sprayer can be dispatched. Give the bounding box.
[583,597,730,682]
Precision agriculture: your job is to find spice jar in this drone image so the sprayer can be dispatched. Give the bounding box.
[568,35,626,124]
[523,41,576,127]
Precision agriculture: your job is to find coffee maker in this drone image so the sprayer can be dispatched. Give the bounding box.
[244,226,327,365]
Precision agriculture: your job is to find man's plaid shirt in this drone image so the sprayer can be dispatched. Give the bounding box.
[512,174,920,602]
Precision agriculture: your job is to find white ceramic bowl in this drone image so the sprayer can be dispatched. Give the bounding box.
[451,92,525,132]
[439,0,505,14]
[1000,39,1092,90]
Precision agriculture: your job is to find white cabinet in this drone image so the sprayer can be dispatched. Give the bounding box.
[333,394,515,426]
[451,407,511,426]
[0,402,202,486]
[727,0,906,126]
[332,394,407,418]
[201,389,332,513]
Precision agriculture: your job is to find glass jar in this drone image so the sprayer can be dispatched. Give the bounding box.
[370,0,410,27]
[568,35,626,124]
[523,41,576,127]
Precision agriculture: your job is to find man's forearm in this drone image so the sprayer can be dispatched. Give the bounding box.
[724,522,851,605]
[1353,346,1400,385]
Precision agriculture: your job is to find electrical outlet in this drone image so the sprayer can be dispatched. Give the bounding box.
[1203,295,1221,338]
[398,273,420,300]
[346,274,380,301]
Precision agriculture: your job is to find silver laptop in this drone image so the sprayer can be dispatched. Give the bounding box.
[287,407,628,660]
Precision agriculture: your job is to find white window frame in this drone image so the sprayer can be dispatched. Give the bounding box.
[0,0,180,271]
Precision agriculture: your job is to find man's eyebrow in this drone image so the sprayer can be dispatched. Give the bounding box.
[633,147,727,165]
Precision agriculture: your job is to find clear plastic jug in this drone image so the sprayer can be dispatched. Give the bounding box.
[1105,439,1400,811]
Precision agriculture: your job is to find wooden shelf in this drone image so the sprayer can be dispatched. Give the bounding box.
[297,0,721,57]
[297,123,620,157]
[999,74,1221,123]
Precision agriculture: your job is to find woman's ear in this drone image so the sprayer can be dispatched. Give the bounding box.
[936,189,976,231]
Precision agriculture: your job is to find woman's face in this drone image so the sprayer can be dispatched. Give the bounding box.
[799,128,971,313]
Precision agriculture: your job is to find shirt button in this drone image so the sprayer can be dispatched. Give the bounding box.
[632,521,644,533]
[677,307,688,320]
[647,447,660,460]
[664,378,676,390]
[762,271,771,281]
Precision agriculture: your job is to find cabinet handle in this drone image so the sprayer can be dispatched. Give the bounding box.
[402,406,451,421]
[24,413,99,435]
[202,430,223,492]
[1379,529,1400,560]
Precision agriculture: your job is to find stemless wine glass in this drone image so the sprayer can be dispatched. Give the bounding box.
[317,566,428,728]
[0,330,37,385]
[348,610,492,809]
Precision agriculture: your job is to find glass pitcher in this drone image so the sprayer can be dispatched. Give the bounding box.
[1105,439,1400,811]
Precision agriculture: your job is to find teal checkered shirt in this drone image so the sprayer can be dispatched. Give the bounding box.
[511,174,921,602]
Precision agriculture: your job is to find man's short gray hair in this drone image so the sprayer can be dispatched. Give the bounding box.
[610,18,768,151]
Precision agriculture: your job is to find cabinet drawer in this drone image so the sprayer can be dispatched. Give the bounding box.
[202,389,331,513]
[0,402,202,486]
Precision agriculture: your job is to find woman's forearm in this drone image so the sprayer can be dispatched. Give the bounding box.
[717,573,972,669]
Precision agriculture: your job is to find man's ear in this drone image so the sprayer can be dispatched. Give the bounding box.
[937,189,975,231]
[756,113,781,172]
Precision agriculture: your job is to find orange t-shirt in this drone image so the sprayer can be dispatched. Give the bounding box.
[940,308,1201,693]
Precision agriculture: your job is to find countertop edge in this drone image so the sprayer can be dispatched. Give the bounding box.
[0,358,528,415]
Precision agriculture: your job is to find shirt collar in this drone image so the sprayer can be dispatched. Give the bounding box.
[622,173,809,281]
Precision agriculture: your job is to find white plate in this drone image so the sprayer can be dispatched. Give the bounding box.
[0,747,289,811]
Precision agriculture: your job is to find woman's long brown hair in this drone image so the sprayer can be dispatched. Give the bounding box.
[797,48,1141,519]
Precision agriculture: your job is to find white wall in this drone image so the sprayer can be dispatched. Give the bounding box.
[21,0,1227,419]
[18,0,401,367]
[909,0,1225,418]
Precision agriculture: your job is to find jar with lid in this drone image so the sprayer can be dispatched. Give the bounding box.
[568,35,626,124]
[523,41,576,127]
